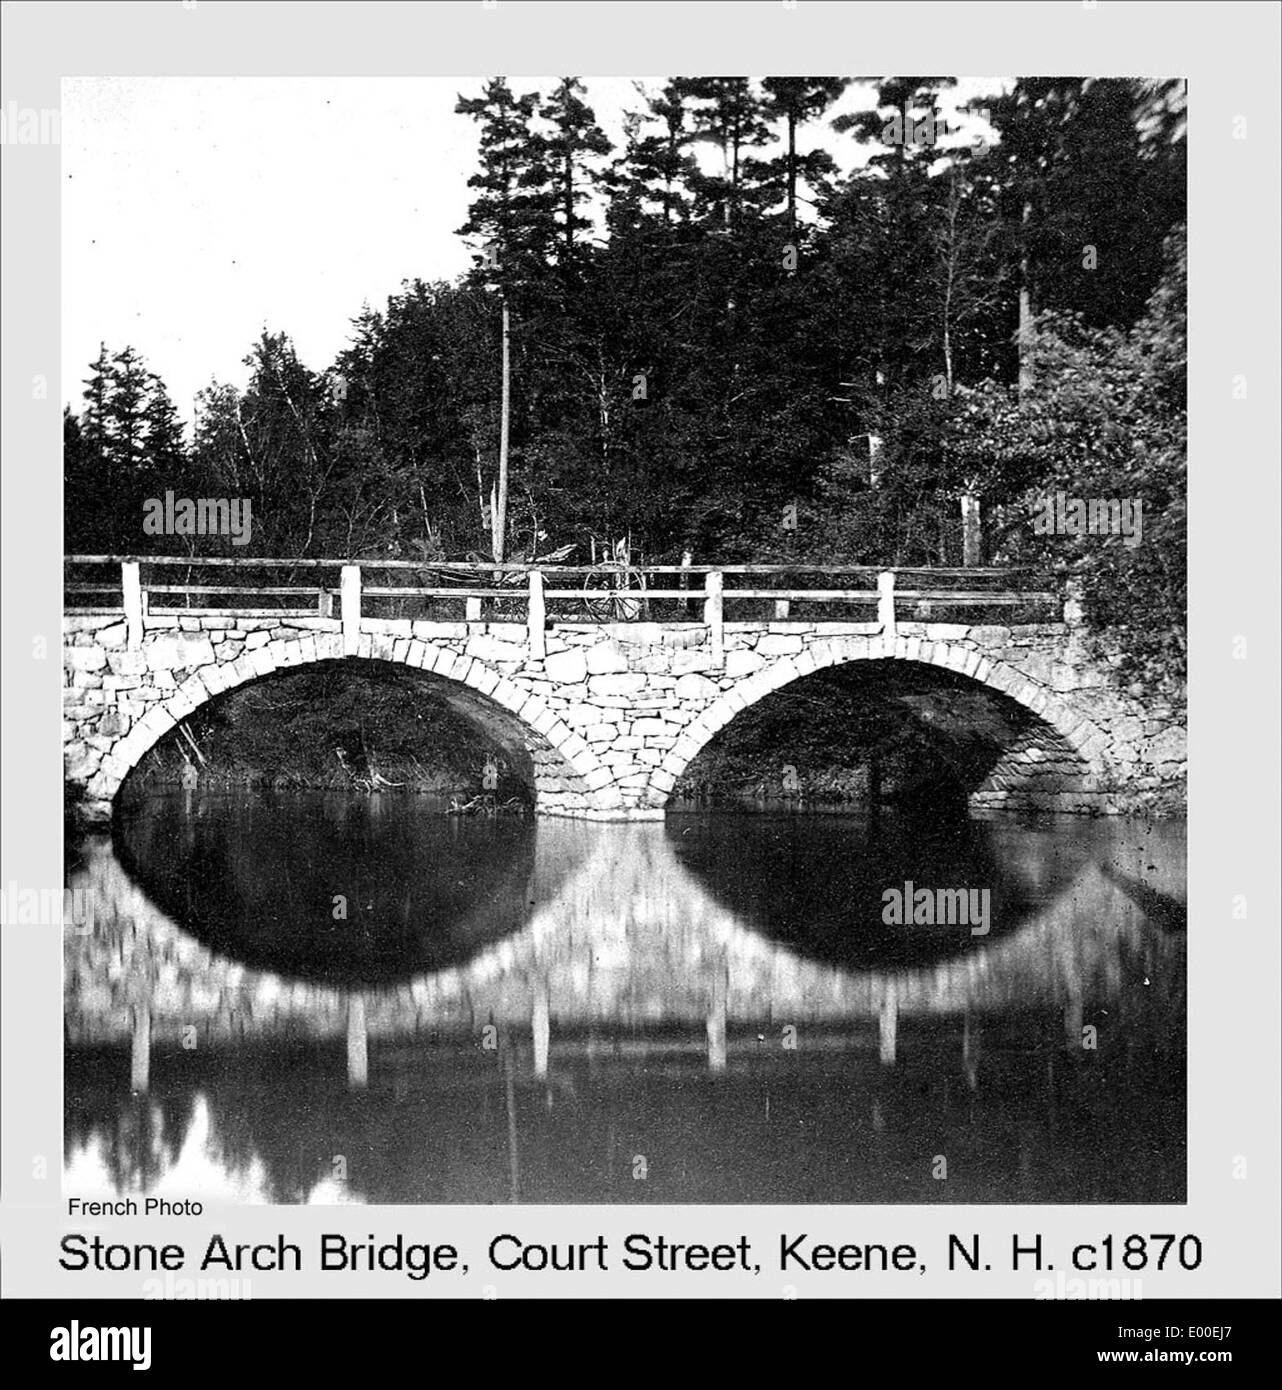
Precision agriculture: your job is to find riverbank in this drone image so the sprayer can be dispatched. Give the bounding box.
[120,664,531,804]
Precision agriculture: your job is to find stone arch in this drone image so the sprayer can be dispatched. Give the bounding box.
[83,631,612,821]
[648,634,1114,812]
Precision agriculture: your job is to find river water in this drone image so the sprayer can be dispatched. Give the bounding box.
[65,792,1186,1204]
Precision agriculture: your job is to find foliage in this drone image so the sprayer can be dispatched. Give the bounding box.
[943,231,1186,687]
[65,77,1186,692]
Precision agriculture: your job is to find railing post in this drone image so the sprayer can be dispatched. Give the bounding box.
[121,560,144,649]
[877,569,897,637]
[773,597,791,620]
[1062,575,1085,629]
[465,596,482,622]
[318,586,334,618]
[527,570,546,660]
[961,493,982,567]
[704,569,724,668]
[341,564,362,655]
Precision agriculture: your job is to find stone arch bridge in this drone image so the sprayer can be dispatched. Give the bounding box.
[63,558,1186,821]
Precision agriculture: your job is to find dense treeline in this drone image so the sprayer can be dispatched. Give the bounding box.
[65,76,1186,688]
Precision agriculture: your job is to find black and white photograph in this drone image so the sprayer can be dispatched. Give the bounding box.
[59,71,1188,1207]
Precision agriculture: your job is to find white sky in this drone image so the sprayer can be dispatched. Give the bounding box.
[62,76,1008,424]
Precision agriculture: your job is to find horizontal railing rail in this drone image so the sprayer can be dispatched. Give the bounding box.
[66,554,1052,574]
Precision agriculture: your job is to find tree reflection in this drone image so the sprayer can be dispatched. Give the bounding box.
[65,1059,194,1192]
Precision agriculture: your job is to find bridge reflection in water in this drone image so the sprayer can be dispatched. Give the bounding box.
[65,795,1185,1204]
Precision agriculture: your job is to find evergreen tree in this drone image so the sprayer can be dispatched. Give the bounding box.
[455,78,553,299]
[540,78,612,269]
[607,84,698,233]
[760,77,849,230]
[65,73,1185,621]
[70,344,187,551]
[670,77,774,228]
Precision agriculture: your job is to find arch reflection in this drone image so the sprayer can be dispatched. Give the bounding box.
[112,790,547,985]
[664,810,1084,968]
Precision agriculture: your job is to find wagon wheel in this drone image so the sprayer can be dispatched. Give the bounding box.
[582,561,647,621]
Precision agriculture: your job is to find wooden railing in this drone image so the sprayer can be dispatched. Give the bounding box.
[64,556,1063,657]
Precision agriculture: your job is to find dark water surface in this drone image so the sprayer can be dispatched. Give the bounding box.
[111,791,548,982]
[66,791,1186,1204]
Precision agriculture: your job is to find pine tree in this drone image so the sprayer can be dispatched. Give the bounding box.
[834,76,958,173]
[540,78,612,269]
[670,77,774,228]
[608,84,698,233]
[143,374,186,485]
[455,79,561,563]
[760,78,849,231]
[455,78,553,298]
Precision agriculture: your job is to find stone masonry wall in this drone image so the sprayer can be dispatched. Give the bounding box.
[63,606,1186,822]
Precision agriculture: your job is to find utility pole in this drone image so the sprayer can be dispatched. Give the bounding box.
[493,296,511,565]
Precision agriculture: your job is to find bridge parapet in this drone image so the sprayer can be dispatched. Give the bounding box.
[66,556,1066,658]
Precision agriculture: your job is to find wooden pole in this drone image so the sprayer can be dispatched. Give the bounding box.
[504,1048,520,1203]
[121,560,144,650]
[493,298,510,565]
[878,986,898,1066]
[1018,200,1034,400]
[532,984,550,1079]
[877,570,897,637]
[527,571,546,660]
[707,966,727,1073]
[130,1003,151,1092]
[961,494,982,567]
[341,565,362,656]
[704,570,724,669]
[346,996,368,1089]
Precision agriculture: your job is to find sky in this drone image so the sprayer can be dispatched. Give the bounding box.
[62,76,1008,424]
